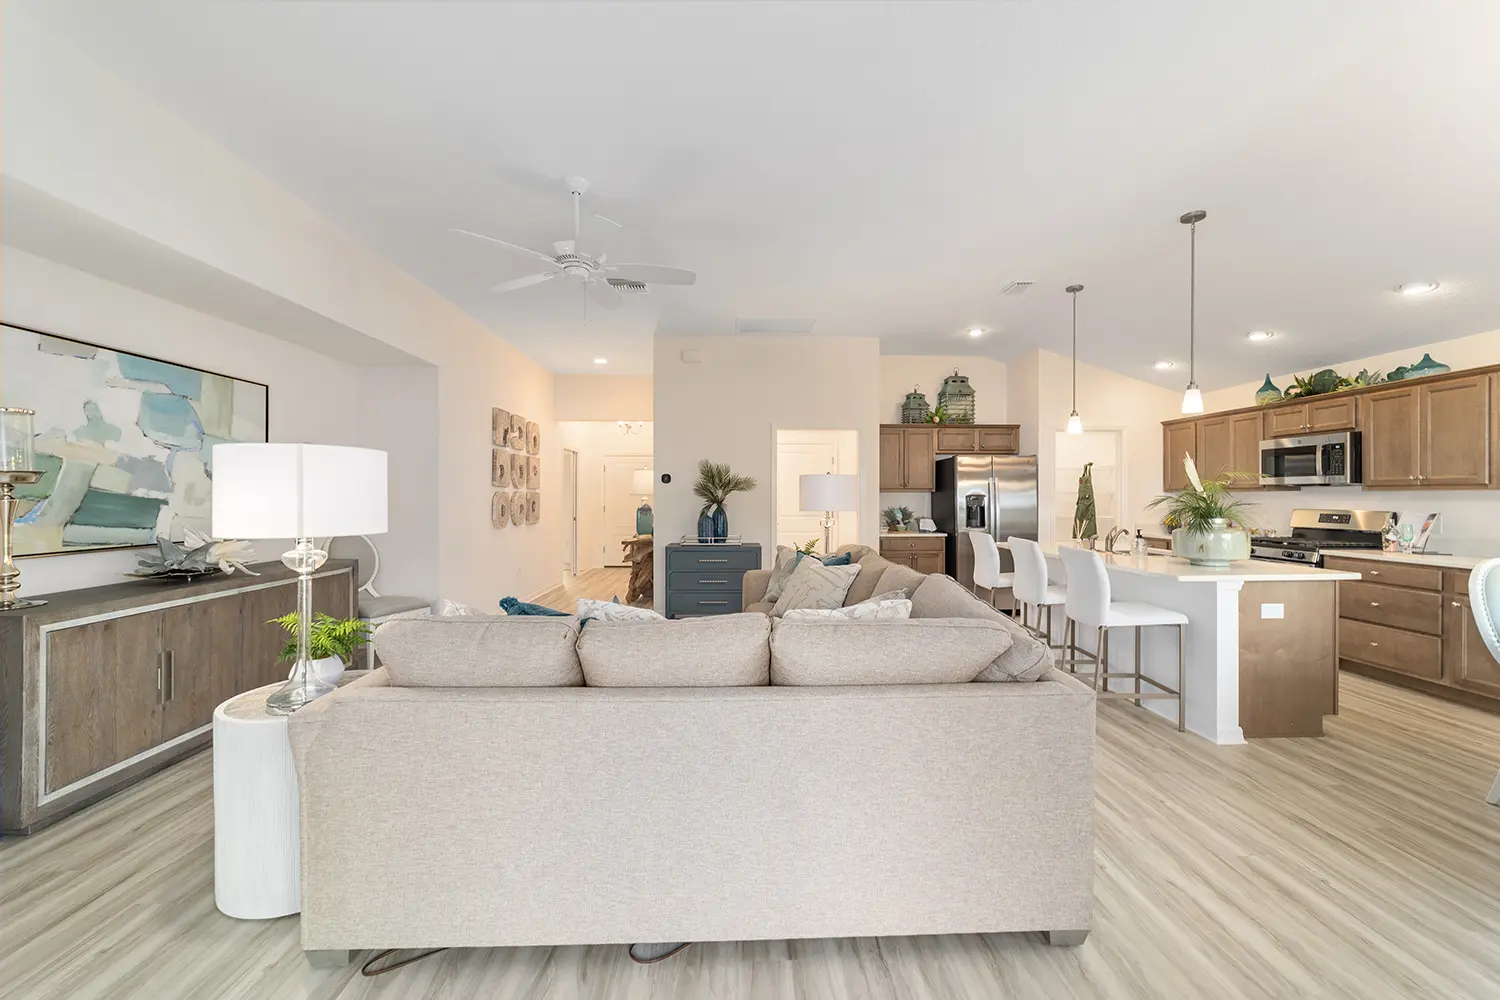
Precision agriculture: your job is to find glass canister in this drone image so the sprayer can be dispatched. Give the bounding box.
[0,408,36,472]
[937,369,976,423]
[900,386,931,424]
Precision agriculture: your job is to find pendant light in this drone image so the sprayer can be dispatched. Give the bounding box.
[1065,284,1084,434]
[1180,210,1206,414]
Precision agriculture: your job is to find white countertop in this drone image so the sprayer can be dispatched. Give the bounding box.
[1311,549,1494,571]
[1016,542,1360,584]
[880,531,948,538]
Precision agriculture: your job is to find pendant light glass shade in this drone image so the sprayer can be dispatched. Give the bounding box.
[1066,283,1084,435]
[1180,210,1206,416]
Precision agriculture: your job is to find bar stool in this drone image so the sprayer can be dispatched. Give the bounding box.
[1057,545,1187,731]
[967,529,1015,616]
[1008,536,1070,654]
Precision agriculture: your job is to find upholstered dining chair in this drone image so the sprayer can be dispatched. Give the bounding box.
[1471,559,1500,805]
[966,529,1015,616]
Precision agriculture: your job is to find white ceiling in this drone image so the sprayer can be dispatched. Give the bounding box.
[19,0,1500,386]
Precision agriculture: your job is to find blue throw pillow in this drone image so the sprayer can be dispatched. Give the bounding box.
[499,596,569,616]
[792,550,853,568]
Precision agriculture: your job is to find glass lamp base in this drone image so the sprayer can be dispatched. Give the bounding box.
[265,660,338,715]
[0,598,46,610]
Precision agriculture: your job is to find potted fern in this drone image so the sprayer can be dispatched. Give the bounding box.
[1147,454,1258,567]
[692,460,757,542]
[269,612,373,686]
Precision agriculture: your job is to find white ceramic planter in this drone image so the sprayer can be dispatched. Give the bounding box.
[288,655,345,687]
[1171,522,1251,567]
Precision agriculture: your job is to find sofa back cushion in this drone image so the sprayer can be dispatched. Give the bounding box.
[769,618,1012,685]
[579,613,771,686]
[375,616,583,687]
[840,551,896,606]
[872,562,927,598]
[910,574,1052,681]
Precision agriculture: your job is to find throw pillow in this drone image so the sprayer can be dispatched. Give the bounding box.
[578,613,771,686]
[762,545,804,603]
[436,597,479,616]
[577,597,666,623]
[781,597,912,622]
[377,616,583,687]
[908,574,1051,681]
[499,596,570,616]
[769,618,1011,685]
[872,562,927,598]
[770,559,860,616]
[840,552,895,606]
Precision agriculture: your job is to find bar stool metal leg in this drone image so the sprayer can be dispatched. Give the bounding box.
[1134,627,1143,708]
[1177,623,1186,732]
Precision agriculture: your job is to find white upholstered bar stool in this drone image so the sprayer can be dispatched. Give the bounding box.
[1057,545,1188,731]
[1007,536,1069,654]
[967,529,1016,616]
[1471,559,1500,805]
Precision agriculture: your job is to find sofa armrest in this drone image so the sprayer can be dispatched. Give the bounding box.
[286,666,390,779]
[742,569,771,606]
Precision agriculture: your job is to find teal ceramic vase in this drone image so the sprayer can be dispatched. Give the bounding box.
[711,505,729,540]
[1254,375,1283,406]
[697,510,715,543]
[1404,353,1450,379]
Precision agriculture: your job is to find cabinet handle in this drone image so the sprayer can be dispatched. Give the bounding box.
[699,558,728,564]
[1369,602,1379,607]
[1369,570,1379,576]
[699,579,728,585]
[1453,600,1462,607]
[699,600,729,606]
[156,656,165,705]
[1369,641,1379,647]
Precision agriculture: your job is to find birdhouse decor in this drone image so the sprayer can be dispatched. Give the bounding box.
[900,385,932,424]
[937,369,976,424]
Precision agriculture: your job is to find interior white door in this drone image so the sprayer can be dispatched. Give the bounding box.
[776,442,838,552]
[603,456,646,567]
[562,449,579,575]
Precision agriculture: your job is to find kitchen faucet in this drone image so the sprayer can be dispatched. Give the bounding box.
[1104,526,1130,553]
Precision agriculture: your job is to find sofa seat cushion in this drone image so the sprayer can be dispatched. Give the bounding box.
[910,574,1052,681]
[769,618,1012,685]
[375,616,583,687]
[579,613,771,686]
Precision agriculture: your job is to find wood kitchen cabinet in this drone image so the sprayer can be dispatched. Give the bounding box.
[879,534,946,574]
[1364,376,1490,488]
[1263,397,1358,437]
[1195,415,1233,477]
[1162,421,1197,491]
[1444,594,1500,699]
[880,424,1017,492]
[1362,384,1420,486]
[931,424,1021,457]
[935,426,977,453]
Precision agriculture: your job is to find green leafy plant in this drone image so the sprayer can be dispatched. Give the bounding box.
[797,538,820,554]
[927,404,953,424]
[1281,365,1385,399]
[692,460,757,513]
[1147,455,1258,534]
[269,612,373,665]
[881,505,914,530]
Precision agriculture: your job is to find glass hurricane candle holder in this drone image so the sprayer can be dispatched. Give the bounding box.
[0,407,44,610]
[0,408,36,472]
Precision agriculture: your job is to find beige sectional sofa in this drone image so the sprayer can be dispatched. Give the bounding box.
[286,555,1095,963]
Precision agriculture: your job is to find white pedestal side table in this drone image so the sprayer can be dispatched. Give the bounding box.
[213,682,302,919]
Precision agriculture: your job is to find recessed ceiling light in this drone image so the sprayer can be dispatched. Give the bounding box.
[1397,281,1439,296]
[1246,330,1275,341]
[1153,360,1176,370]
[592,357,608,365]
[967,327,985,339]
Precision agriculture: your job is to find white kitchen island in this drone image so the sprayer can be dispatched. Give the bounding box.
[1015,545,1360,745]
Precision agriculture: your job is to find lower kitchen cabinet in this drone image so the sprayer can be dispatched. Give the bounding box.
[1444,594,1500,699]
[880,534,945,574]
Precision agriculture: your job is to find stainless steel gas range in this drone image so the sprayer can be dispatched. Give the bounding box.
[1249,508,1396,567]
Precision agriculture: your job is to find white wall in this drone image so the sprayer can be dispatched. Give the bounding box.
[4,11,560,608]
[653,335,882,610]
[1199,327,1500,554]
[556,421,654,571]
[1,248,361,596]
[555,374,653,422]
[879,355,1007,424]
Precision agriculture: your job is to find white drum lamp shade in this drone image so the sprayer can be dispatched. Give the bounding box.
[799,473,859,513]
[631,468,655,496]
[212,443,387,539]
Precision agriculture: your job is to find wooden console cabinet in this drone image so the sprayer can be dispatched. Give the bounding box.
[0,560,353,833]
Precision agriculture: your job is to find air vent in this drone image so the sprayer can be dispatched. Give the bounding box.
[734,317,817,334]
[1000,281,1033,295]
[606,278,649,294]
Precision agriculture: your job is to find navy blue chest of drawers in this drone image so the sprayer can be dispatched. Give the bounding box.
[664,543,763,618]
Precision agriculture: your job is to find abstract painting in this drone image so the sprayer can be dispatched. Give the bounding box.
[2,323,269,556]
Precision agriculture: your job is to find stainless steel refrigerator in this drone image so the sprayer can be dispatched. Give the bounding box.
[933,455,1039,588]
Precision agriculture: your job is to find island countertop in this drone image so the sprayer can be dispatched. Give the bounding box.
[1013,543,1362,584]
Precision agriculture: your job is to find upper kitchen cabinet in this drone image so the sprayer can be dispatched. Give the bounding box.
[977,425,1020,453]
[1162,421,1197,491]
[879,426,937,492]
[1364,375,1491,488]
[1362,384,1421,487]
[933,424,1020,455]
[1195,415,1233,477]
[1262,396,1358,438]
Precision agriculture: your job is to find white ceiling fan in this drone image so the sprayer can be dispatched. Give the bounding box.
[452,175,697,317]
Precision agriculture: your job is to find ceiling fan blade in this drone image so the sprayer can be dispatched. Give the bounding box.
[597,263,697,286]
[491,271,558,294]
[449,228,557,266]
[593,212,624,229]
[588,279,625,310]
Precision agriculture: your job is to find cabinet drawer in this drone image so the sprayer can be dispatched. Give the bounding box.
[1322,556,1442,591]
[1339,581,1443,635]
[668,571,744,593]
[880,535,945,553]
[1338,618,1442,680]
[935,426,977,453]
[666,548,761,573]
[666,592,744,617]
[976,426,1019,453]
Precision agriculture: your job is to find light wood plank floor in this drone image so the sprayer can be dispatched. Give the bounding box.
[4,674,1500,999]
[531,567,635,611]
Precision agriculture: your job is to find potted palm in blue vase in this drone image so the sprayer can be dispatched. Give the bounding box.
[692,460,757,542]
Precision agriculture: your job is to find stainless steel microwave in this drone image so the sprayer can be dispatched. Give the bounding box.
[1259,431,1362,487]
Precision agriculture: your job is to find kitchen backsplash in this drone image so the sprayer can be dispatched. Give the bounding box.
[880,492,933,521]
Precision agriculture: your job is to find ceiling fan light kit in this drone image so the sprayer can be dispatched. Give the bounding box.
[1180,209,1207,415]
[452,175,697,320]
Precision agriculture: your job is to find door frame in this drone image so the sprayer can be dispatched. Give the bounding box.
[771,427,862,553]
[562,448,579,576]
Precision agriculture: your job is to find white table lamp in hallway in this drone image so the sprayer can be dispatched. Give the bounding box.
[799,473,858,555]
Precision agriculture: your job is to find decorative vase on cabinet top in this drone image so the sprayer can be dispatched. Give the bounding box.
[711,505,729,541]
[1254,375,1284,406]
[697,511,715,543]
[1171,520,1251,568]
[1404,353,1451,379]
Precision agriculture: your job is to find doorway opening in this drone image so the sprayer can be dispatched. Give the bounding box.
[557,421,653,572]
[775,429,860,554]
[1053,429,1122,542]
[562,448,579,576]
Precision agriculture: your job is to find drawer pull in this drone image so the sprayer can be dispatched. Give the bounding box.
[1369,641,1379,647]
[699,579,729,585]
[1369,601,1379,607]
[699,558,728,563]
[1453,600,1462,607]
[699,600,729,606]
[1368,570,1379,576]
